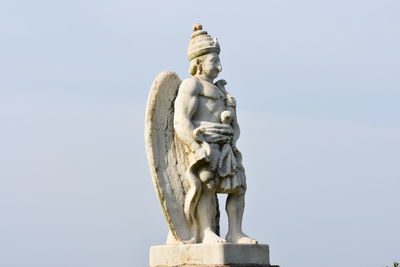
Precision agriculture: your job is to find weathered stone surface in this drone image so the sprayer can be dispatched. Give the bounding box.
[146,23,258,245]
[145,23,279,267]
[150,244,270,267]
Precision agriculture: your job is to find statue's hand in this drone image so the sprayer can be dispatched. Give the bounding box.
[211,124,235,136]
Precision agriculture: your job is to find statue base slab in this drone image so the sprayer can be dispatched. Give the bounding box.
[150,243,278,267]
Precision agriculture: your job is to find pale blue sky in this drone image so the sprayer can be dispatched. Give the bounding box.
[1,1,399,267]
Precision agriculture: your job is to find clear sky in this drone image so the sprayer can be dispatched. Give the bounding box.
[1,1,399,267]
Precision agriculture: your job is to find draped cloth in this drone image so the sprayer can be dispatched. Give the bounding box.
[189,122,246,194]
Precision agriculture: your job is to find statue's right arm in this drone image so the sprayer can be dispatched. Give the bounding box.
[174,78,205,155]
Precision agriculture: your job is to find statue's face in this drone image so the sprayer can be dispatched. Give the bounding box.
[201,52,222,79]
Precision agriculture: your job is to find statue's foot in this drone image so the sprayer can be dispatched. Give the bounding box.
[226,232,258,244]
[202,229,226,244]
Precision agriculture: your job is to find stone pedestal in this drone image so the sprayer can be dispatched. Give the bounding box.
[150,243,278,267]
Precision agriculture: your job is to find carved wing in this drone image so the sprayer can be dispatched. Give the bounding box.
[145,71,193,242]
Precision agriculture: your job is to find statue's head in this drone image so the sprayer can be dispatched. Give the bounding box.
[187,24,222,79]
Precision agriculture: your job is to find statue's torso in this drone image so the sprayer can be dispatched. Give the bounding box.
[191,79,228,128]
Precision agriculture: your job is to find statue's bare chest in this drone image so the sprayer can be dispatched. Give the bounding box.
[192,83,226,122]
[198,83,225,105]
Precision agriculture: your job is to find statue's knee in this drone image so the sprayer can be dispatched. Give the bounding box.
[241,186,246,193]
[204,180,217,191]
[198,166,214,184]
[197,167,216,191]
[236,186,246,196]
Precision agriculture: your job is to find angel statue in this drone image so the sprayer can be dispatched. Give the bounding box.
[145,24,257,245]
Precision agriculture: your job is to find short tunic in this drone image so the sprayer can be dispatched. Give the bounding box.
[189,121,246,193]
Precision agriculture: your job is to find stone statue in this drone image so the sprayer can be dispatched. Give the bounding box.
[145,24,257,245]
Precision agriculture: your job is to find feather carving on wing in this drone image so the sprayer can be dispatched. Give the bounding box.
[145,71,195,243]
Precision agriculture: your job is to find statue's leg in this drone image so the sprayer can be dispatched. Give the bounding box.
[225,186,258,244]
[196,167,226,244]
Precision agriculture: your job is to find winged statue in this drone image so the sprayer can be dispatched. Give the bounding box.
[145,24,257,245]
